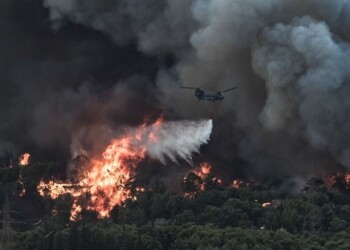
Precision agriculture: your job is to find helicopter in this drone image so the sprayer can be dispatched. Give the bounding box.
[181,85,237,102]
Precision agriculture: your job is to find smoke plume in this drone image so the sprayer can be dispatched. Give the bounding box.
[2,0,350,181]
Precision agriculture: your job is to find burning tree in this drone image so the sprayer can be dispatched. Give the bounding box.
[37,118,213,220]
[182,162,222,198]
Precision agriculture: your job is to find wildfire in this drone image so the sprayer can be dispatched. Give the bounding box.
[262,202,272,208]
[18,177,26,197]
[148,116,163,143]
[183,162,222,198]
[16,153,30,197]
[326,172,350,191]
[37,118,164,221]
[193,162,212,180]
[232,179,252,189]
[193,162,219,191]
[19,153,30,166]
[232,179,244,189]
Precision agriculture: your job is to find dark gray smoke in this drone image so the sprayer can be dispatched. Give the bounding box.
[2,0,350,181]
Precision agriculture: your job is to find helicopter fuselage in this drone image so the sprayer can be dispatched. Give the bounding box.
[195,88,224,102]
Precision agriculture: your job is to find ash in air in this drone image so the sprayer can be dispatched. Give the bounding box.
[1,0,350,181]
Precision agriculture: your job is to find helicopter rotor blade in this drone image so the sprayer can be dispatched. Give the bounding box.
[221,87,237,93]
[181,86,197,90]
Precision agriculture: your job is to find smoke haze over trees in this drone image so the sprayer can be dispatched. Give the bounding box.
[2,163,350,249]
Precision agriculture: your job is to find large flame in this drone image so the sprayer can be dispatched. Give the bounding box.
[37,127,150,220]
[193,162,212,181]
[37,118,212,220]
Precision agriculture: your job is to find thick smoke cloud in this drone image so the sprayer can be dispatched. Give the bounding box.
[43,0,196,55]
[2,0,350,181]
[0,0,158,161]
[154,0,350,177]
[252,16,350,168]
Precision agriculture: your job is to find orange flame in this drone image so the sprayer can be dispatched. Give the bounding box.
[183,162,222,198]
[326,172,350,190]
[193,162,212,180]
[148,117,163,143]
[262,202,272,208]
[232,179,252,189]
[37,119,164,221]
[19,153,30,166]
[232,179,243,189]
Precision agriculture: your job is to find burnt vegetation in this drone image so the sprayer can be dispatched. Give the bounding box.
[0,163,350,250]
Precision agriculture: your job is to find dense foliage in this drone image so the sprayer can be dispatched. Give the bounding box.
[0,163,350,249]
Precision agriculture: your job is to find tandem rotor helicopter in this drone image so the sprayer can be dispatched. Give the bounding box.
[181,84,237,102]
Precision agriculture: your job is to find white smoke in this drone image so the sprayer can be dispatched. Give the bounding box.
[145,119,213,164]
